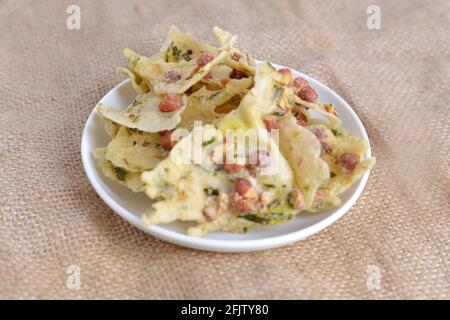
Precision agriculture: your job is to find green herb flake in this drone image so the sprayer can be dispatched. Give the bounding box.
[203,187,220,196]
[266,213,293,224]
[172,46,181,60]
[113,167,127,181]
[268,199,281,210]
[264,183,275,188]
[208,92,221,99]
[273,85,282,100]
[330,172,337,178]
[273,109,285,116]
[240,214,267,224]
[240,212,292,225]
[181,52,192,61]
[331,129,342,136]
[266,62,276,71]
[286,191,294,207]
[202,137,216,146]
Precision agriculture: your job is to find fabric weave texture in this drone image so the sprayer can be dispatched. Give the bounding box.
[0,0,449,299]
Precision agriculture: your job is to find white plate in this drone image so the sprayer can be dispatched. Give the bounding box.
[81,62,372,252]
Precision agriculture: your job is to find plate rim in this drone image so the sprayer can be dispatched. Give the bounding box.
[81,61,372,252]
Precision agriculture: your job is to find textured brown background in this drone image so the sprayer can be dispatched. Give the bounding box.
[0,0,449,299]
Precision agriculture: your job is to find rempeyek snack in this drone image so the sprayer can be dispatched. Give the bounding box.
[94,26,375,236]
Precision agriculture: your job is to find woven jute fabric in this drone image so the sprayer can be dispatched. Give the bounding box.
[0,0,449,299]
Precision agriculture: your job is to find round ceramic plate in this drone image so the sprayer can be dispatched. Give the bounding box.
[81,62,372,252]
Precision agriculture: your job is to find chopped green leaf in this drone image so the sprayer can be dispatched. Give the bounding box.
[181,52,192,61]
[172,46,181,60]
[239,214,267,224]
[265,213,292,224]
[268,199,281,210]
[208,92,221,99]
[286,191,295,208]
[273,110,286,116]
[330,172,336,178]
[113,167,127,181]
[203,187,219,196]
[331,129,342,136]
[266,61,276,71]
[202,137,216,146]
[240,212,292,225]
[273,85,282,99]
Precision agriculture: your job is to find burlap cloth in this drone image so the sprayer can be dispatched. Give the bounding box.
[0,0,448,299]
